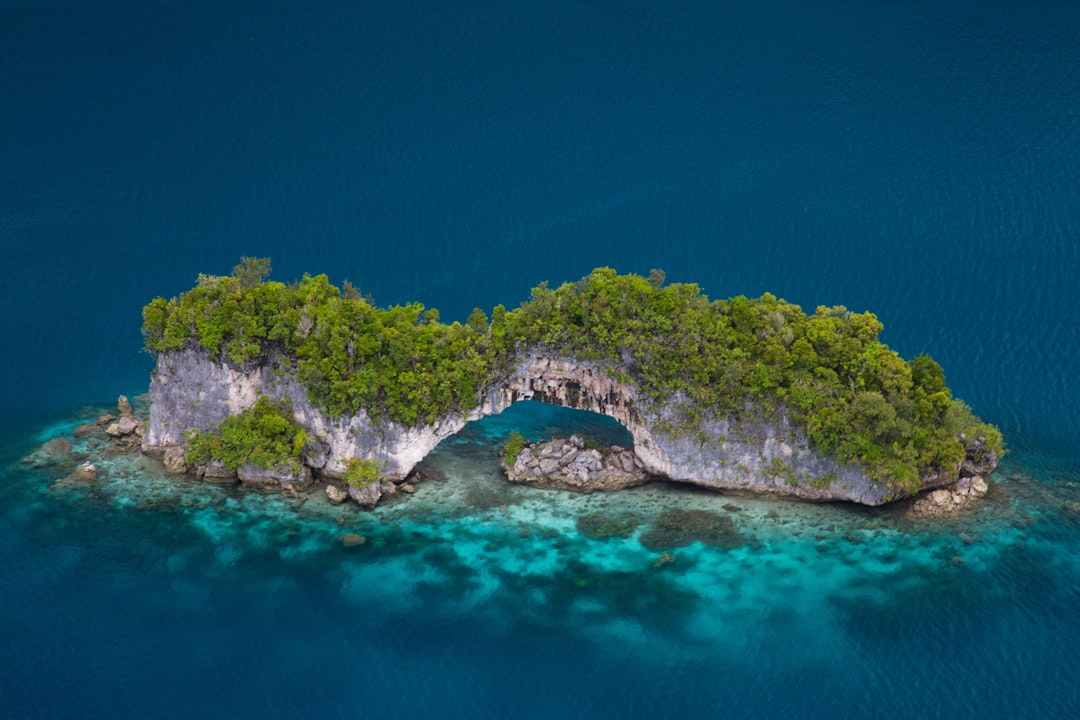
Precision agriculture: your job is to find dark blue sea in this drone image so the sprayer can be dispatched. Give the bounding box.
[2,1,1079,717]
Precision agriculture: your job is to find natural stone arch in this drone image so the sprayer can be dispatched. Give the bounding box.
[476,354,667,475]
[145,348,898,505]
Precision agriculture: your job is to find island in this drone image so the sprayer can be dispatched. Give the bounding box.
[138,258,1002,512]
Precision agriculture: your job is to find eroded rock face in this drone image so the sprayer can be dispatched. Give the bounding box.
[237,463,312,491]
[143,349,997,509]
[162,447,188,475]
[196,460,238,485]
[143,348,467,483]
[485,356,896,504]
[504,435,648,493]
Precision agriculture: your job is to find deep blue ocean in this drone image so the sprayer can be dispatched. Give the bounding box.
[2,1,1079,717]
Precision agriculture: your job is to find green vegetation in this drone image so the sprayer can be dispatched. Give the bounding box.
[142,258,490,425]
[145,261,1003,496]
[185,395,309,473]
[345,458,383,490]
[502,431,529,466]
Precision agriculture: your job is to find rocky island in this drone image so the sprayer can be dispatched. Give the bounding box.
[138,259,1001,511]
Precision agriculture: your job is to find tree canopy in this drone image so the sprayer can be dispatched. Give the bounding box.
[143,261,1002,494]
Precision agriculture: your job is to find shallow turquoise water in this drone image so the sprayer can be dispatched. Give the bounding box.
[2,0,1079,717]
[4,401,1079,718]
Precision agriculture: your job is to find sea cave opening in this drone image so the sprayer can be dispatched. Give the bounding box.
[410,400,636,500]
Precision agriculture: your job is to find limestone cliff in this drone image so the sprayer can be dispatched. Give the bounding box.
[143,349,996,507]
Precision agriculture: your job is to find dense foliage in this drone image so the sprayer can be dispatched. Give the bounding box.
[145,261,1002,494]
[344,458,384,489]
[502,431,529,466]
[185,395,309,473]
[143,258,490,425]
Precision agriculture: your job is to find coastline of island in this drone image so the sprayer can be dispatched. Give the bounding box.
[127,259,1001,514]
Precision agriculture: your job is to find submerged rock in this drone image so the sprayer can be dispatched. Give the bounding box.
[639,509,745,551]
[576,512,642,540]
[23,437,73,468]
[341,533,367,548]
[73,423,100,438]
[68,462,98,482]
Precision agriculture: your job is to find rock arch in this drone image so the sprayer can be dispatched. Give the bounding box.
[477,354,666,474]
[144,348,893,505]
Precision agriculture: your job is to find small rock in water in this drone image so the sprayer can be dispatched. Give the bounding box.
[116,416,139,435]
[69,462,97,482]
[652,553,677,570]
[325,484,350,506]
[341,534,367,547]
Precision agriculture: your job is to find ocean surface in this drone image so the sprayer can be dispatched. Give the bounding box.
[2,1,1078,717]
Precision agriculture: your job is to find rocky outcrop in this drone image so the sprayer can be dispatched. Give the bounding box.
[906,475,990,519]
[162,447,188,475]
[487,356,899,505]
[105,396,144,452]
[347,481,398,509]
[194,460,238,485]
[237,463,312,491]
[142,348,464,483]
[504,435,648,492]
[325,484,350,506]
[143,348,998,509]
